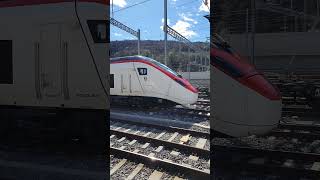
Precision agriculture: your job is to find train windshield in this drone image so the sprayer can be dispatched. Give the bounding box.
[214,43,237,56]
[212,34,248,65]
[147,58,179,77]
[213,56,243,78]
[212,40,237,56]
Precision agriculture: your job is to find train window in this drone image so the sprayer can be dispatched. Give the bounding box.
[0,40,13,84]
[87,20,109,43]
[110,74,114,88]
[137,68,147,75]
[213,56,243,78]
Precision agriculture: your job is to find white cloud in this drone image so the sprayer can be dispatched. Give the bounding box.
[179,13,198,24]
[199,0,210,12]
[172,20,197,38]
[114,33,122,37]
[112,0,127,8]
[160,16,196,38]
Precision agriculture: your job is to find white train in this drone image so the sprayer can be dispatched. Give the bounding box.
[110,56,198,106]
[211,35,282,137]
[0,0,109,147]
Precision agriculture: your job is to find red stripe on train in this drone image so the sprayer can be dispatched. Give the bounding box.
[211,48,281,100]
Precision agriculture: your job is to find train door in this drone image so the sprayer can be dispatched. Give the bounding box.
[128,67,143,95]
[39,24,62,100]
[120,71,130,95]
[120,63,142,95]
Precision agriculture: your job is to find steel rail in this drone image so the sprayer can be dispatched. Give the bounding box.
[111,117,210,139]
[213,144,320,178]
[110,147,210,179]
[110,129,210,157]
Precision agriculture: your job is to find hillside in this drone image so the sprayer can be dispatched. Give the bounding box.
[110,40,210,72]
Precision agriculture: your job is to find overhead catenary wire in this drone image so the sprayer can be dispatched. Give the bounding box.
[175,0,200,8]
[114,0,153,13]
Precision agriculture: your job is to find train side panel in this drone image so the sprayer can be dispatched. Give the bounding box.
[134,62,172,98]
[68,2,109,109]
[0,2,109,110]
[133,61,198,105]
[110,62,143,96]
[168,81,198,105]
[110,57,198,105]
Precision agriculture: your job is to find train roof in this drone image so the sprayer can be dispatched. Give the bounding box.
[111,56,154,62]
[111,55,180,77]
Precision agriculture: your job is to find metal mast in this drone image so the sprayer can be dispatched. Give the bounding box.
[164,0,168,65]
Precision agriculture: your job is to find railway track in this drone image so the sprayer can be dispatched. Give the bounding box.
[110,152,208,180]
[270,128,320,141]
[212,143,320,179]
[169,106,210,118]
[213,115,320,179]
[269,119,320,141]
[283,104,312,111]
[282,110,319,117]
[110,148,209,180]
[110,118,210,179]
[111,107,210,130]
[112,102,210,116]
[198,93,209,99]
[194,99,210,107]
[110,119,210,151]
[279,120,320,131]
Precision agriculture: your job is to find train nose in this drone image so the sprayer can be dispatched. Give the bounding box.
[181,79,198,104]
[211,68,282,137]
[244,74,282,135]
[184,80,198,94]
[244,74,281,101]
[174,78,198,105]
[176,78,199,93]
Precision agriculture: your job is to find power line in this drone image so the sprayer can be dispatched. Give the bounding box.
[175,0,199,8]
[114,0,153,13]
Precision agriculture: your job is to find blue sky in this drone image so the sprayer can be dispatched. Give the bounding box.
[110,0,210,42]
